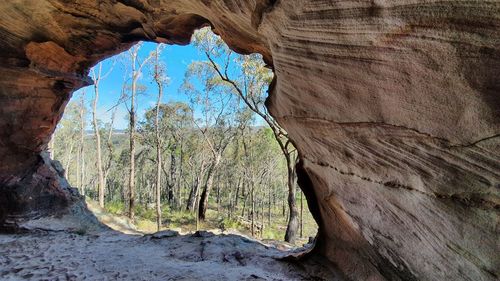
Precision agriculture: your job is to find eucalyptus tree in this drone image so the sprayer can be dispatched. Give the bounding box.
[183,58,247,221]
[102,84,126,198]
[151,44,169,231]
[126,43,154,220]
[142,105,192,179]
[77,90,88,195]
[190,27,300,243]
[91,62,114,208]
[142,103,195,227]
[184,129,209,212]
[159,103,191,207]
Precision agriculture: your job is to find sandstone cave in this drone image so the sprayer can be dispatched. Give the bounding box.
[0,1,498,281]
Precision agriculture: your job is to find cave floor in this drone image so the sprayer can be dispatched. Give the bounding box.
[0,230,340,281]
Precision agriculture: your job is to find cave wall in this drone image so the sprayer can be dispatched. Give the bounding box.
[0,1,498,280]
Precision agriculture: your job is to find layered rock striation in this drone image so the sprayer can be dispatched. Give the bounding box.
[0,1,498,280]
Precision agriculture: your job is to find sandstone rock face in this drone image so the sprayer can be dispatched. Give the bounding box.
[0,1,498,280]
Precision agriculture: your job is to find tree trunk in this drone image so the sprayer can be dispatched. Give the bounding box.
[198,160,218,221]
[284,155,299,243]
[103,101,118,194]
[261,189,265,238]
[154,46,164,232]
[234,177,241,215]
[64,141,75,180]
[81,149,86,196]
[128,79,136,220]
[76,141,81,191]
[216,174,221,212]
[155,99,162,231]
[186,178,199,212]
[168,144,177,205]
[92,66,106,208]
[156,133,161,231]
[177,144,183,210]
[227,181,233,219]
[241,181,248,218]
[251,180,255,236]
[268,181,271,226]
[282,193,286,218]
[186,162,205,211]
[127,44,152,220]
[79,94,85,196]
[203,48,300,242]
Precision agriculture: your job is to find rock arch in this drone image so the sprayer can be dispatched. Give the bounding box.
[0,1,498,281]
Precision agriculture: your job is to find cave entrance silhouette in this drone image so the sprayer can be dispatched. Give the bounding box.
[49,27,319,247]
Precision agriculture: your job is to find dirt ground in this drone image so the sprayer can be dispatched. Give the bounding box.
[0,229,342,281]
[0,200,342,281]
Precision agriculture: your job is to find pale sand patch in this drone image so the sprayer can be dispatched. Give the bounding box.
[0,230,341,281]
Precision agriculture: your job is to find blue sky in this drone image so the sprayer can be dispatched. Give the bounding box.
[74,41,206,130]
[71,27,271,131]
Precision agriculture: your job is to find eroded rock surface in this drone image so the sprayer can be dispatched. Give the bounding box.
[0,1,498,281]
[0,230,339,281]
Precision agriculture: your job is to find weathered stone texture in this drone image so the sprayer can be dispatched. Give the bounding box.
[0,1,498,280]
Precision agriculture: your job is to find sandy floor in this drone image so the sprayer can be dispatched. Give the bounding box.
[0,229,340,281]
[0,201,341,281]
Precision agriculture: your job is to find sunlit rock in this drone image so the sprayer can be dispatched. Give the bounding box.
[0,1,498,280]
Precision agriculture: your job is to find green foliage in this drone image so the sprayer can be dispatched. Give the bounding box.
[136,219,157,231]
[105,201,125,215]
[134,205,156,221]
[53,27,317,245]
[262,228,281,240]
[218,217,243,231]
[164,211,196,228]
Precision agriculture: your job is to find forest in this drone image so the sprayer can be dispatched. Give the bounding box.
[50,28,317,245]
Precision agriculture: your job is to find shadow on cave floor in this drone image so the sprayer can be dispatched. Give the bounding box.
[0,201,343,281]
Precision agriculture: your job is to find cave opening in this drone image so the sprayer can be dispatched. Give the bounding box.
[49,26,318,246]
[2,1,497,280]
